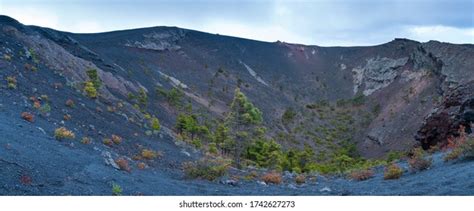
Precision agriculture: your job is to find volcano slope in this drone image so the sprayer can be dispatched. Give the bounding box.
[0,15,473,195]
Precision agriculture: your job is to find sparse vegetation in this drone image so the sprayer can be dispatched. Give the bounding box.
[65,99,75,107]
[175,113,209,142]
[383,163,403,180]
[351,93,366,106]
[6,76,17,89]
[81,137,92,144]
[157,87,184,107]
[83,69,101,98]
[282,107,296,124]
[386,151,406,162]
[21,112,34,122]
[183,157,230,181]
[63,114,72,121]
[86,68,101,89]
[295,174,306,184]
[348,169,374,181]
[28,48,39,64]
[111,183,122,196]
[54,127,75,140]
[24,63,37,71]
[3,54,12,61]
[444,125,474,161]
[408,147,432,172]
[38,103,51,114]
[137,162,146,169]
[83,81,98,98]
[150,117,161,131]
[115,157,131,172]
[111,134,122,144]
[103,138,113,146]
[141,149,158,160]
[261,172,282,184]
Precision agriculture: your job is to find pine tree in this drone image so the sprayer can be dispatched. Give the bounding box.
[224,88,263,167]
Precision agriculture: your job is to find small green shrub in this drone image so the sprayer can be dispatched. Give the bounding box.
[84,81,98,98]
[86,68,101,89]
[6,76,16,89]
[282,107,296,124]
[112,183,122,196]
[38,103,51,114]
[157,87,184,107]
[28,48,39,64]
[208,142,218,154]
[150,117,161,131]
[191,138,202,149]
[351,93,366,106]
[386,150,405,162]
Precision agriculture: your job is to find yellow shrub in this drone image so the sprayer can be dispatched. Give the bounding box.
[6,76,16,89]
[111,134,122,144]
[83,81,97,98]
[141,149,158,160]
[54,127,75,140]
[103,138,113,146]
[81,137,92,144]
[383,164,403,180]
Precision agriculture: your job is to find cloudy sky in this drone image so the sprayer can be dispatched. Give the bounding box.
[0,0,473,46]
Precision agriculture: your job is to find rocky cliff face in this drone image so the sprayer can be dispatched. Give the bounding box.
[416,81,474,149]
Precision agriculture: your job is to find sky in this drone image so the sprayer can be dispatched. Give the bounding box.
[0,0,473,46]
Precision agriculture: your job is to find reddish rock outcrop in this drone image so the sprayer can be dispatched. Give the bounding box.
[416,82,474,149]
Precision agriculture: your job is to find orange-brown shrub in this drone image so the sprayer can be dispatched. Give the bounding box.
[115,157,131,172]
[20,174,32,185]
[349,169,375,181]
[261,172,282,184]
[295,174,306,185]
[141,149,158,160]
[81,137,92,144]
[21,112,34,122]
[132,155,143,160]
[33,101,41,109]
[65,99,75,107]
[63,114,72,121]
[137,162,146,170]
